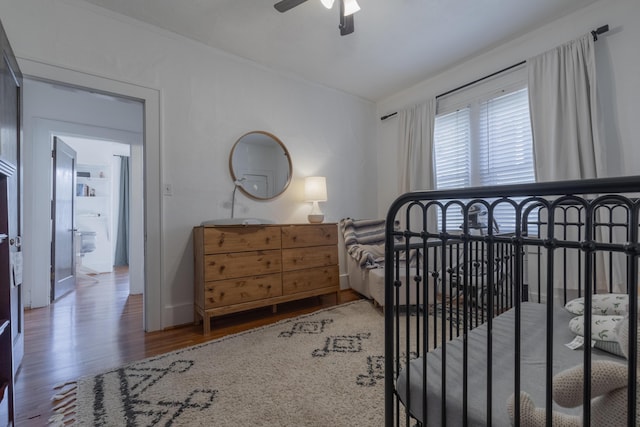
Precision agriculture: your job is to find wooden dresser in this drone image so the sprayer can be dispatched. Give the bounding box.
[193,223,340,333]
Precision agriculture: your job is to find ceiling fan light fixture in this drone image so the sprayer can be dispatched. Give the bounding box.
[343,0,360,16]
[320,0,335,9]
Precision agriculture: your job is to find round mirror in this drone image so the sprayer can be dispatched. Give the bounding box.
[229,131,292,200]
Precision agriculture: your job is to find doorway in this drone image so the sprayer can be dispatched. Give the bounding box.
[21,59,162,332]
[53,135,132,301]
[23,78,146,321]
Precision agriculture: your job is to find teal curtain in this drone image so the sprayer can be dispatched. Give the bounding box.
[114,155,129,266]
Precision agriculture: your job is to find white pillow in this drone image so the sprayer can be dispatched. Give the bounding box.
[565,293,628,316]
[568,314,625,357]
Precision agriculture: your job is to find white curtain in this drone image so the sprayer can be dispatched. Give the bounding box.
[398,99,436,193]
[527,34,604,181]
[527,34,620,295]
[397,99,436,232]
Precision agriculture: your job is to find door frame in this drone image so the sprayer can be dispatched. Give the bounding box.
[20,59,163,332]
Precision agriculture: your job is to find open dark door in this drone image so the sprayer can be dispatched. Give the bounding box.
[52,137,77,301]
[0,17,22,426]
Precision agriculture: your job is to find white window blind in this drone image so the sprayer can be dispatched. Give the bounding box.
[478,89,535,186]
[434,108,471,190]
[434,83,535,232]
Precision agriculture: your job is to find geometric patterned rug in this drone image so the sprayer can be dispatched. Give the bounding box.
[50,300,392,426]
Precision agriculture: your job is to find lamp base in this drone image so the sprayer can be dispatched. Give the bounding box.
[308,214,325,224]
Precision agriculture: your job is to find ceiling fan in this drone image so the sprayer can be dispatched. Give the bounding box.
[274,0,361,36]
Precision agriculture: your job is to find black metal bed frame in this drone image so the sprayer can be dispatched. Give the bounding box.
[384,175,640,426]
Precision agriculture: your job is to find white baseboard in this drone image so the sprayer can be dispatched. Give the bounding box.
[339,273,350,290]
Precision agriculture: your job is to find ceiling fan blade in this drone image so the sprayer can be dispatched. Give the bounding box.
[339,0,354,35]
[274,0,309,13]
[339,14,354,35]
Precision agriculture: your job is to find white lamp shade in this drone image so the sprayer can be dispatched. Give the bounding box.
[343,0,360,16]
[304,176,327,202]
[320,0,335,9]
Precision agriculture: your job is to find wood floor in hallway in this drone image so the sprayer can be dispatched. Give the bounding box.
[14,267,360,426]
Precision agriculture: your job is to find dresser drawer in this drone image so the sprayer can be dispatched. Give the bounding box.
[281,224,337,248]
[283,265,339,295]
[204,250,281,281]
[204,273,282,309]
[282,246,338,271]
[203,226,281,254]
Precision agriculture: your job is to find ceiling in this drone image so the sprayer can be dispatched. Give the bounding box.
[81,0,598,102]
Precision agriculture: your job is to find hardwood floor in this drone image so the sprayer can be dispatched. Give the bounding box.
[14,267,362,426]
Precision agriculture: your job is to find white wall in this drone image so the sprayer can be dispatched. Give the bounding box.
[375,0,640,218]
[1,0,377,328]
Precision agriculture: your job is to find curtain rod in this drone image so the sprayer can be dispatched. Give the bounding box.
[380,24,609,121]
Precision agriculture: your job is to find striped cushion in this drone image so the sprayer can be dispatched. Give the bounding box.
[340,218,386,247]
[340,218,387,268]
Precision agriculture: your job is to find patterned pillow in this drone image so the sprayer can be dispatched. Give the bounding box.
[565,293,628,316]
[568,314,625,357]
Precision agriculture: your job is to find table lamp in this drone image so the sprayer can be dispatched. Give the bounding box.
[304,176,327,223]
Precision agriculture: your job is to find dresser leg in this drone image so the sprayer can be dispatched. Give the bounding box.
[272,304,278,314]
[203,314,211,335]
[336,290,341,305]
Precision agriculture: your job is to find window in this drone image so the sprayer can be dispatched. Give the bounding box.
[434,79,535,232]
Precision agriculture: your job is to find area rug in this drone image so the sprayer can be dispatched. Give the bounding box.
[51,300,396,426]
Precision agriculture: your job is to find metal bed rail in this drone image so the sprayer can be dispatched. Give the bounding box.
[384,175,640,427]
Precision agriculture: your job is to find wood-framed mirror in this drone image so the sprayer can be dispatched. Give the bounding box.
[229,131,292,200]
